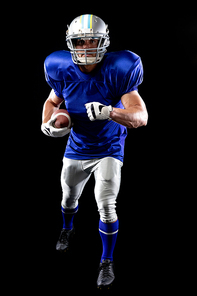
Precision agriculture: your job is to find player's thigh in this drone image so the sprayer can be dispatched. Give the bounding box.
[94,157,122,202]
[61,157,90,187]
[61,157,91,204]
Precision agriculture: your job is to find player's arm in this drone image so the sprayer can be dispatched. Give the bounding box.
[41,90,70,137]
[110,90,148,128]
[85,90,148,128]
[42,89,64,123]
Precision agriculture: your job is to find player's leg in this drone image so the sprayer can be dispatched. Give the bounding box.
[94,157,122,288]
[56,157,91,252]
[61,157,91,207]
[94,157,122,260]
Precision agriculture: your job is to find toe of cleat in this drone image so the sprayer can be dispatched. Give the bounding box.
[97,283,113,290]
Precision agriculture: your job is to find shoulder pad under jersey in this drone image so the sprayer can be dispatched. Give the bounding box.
[44,50,72,81]
[103,50,141,73]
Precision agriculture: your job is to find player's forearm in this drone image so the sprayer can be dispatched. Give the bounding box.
[110,107,148,128]
[42,99,59,123]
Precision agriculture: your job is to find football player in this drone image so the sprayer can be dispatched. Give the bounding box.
[41,14,148,289]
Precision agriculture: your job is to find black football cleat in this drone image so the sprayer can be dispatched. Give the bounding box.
[56,227,75,252]
[97,259,115,289]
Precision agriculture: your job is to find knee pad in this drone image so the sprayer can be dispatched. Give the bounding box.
[96,191,118,223]
[99,205,118,223]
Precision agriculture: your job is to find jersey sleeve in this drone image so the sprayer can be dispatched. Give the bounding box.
[119,57,143,96]
[44,64,63,99]
[44,51,65,99]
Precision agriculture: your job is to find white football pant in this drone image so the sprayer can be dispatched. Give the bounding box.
[61,157,123,223]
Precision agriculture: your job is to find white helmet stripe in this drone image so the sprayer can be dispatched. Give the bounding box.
[80,14,93,29]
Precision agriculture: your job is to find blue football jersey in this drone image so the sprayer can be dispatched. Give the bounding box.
[44,50,143,162]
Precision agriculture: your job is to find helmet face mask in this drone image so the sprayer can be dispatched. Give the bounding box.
[66,15,110,65]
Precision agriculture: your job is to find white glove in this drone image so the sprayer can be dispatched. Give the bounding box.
[85,102,113,121]
[41,113,71,138]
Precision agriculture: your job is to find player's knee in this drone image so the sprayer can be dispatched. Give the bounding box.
[96,194,117,223]
[99,205,118,223]
[94,176,120,223]
[61,198,78,209]
[94,179,120,206]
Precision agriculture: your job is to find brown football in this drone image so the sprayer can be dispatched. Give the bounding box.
[52,109,71,128]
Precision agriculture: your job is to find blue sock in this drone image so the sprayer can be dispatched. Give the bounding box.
[61,205,78,230]
[99,219,119,262]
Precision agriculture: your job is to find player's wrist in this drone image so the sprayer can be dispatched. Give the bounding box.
[102,105,113,118]
[106,105,113,120]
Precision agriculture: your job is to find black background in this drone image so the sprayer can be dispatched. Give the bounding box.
[11,3,196,294]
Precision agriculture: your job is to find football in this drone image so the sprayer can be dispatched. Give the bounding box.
[52,109,71,129]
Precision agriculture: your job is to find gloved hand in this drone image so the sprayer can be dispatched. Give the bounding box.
[41,113,71,137]
[85,102,113,121]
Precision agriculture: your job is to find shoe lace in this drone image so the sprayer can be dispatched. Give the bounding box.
[100,261,112,278]
[60,230,69,243]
